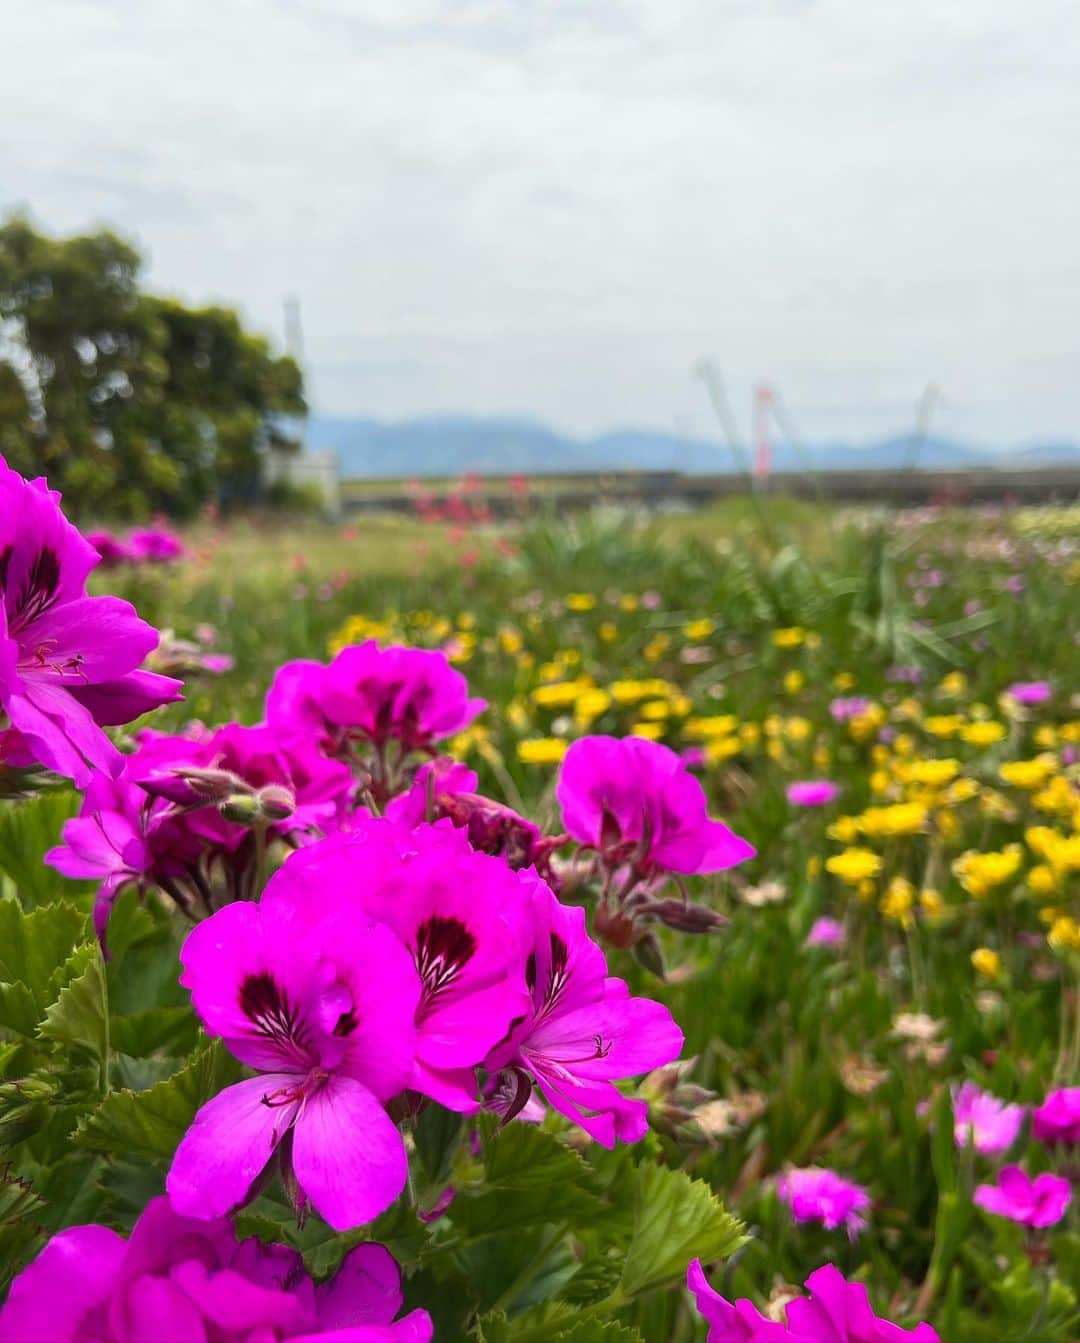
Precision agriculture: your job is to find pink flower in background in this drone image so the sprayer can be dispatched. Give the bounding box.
[557,735,755,879]
[168,897,421,1230]
[952,1082,1025,1155]
[85,529,131,567]
[974,1165,1071,1228]
[786,780,840,807]
[1032,1087,1080,1146]
[1005,680,1052,705]
[127,524,187,564]
[0,1196,432,1342]
[321,640,486,754]
[829,696,872,722]
[0,457,182,785]
[262,818,532,1112]
[687,1259,940,1342]
[777,1167,871,1239]
[484,871,683,1146]
[805,917,846,950]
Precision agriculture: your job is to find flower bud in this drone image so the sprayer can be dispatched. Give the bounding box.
[255,784,296,822]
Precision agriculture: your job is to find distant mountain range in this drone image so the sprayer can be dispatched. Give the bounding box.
[305,415,1080,479]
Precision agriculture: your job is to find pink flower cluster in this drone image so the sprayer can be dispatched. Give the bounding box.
[777,1167,871,1240]
[166,818,683,1229]
[0,457,182,786]
[688,1260,940,1342]
[0,1197,431,1341]
[86,524,188,567]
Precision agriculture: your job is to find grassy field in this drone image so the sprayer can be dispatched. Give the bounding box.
[81,497,1080,1338]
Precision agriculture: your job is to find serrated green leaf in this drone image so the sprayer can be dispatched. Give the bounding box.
[0,898,87,1014]
[452,1118,603,1237]
[110,1053,185,1092]
[0,792,85,907]
[75,1040,241,1162]
[616,1163,745,1300]
[39,943,109,1075]
[0,981,40,1037]
[476,1302,644,1343]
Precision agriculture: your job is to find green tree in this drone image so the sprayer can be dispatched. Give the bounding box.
[0,215,304,518]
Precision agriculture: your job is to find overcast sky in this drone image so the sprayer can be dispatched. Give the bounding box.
[2,0,1078,447]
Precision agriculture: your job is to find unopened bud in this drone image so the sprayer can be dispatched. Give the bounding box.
[642,898,729,935]
[219,793,262,824]
[255,784,296,822]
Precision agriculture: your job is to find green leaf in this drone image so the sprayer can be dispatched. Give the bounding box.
[452,1118,603,1237]
[0,792,85,907]
[616,1163,745,1301]
[0,981,40,1038]
[476,1303,644,1343]
[110,1007,200,1058]
[414,1102,464,1186]
[39,943,109,1074]
[0,898,87,1014]
[75,1040,241,1162]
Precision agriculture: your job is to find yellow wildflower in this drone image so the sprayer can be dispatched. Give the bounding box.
[532,681,587,710]
[962,721,1006,747]
[952,845,1023,898]
[772,627,806,648]
[920,888,944,918]
[618,594,639,613]
[880,877,916,930]
[684,618,716,640]
[971,947,1002,980]
[940,671,968,697]
[630,722,665,740]
[566,593,596,612]
[686,715,739,740]
[833,671,855,691]
[1048,916,1080,954]
[858,802,927,839]
[904,758,961,788]
[1027,864,1058,897]
[783,670,805,695]
[828,816,862,845]
[599,621,618,643]
[643,635,670,663]
[573,688,612,728]
[1000,757,1057,790]
[826,848,882,885]
[517,738,568,765]
[639,700,672,721]
[704,736,740,765]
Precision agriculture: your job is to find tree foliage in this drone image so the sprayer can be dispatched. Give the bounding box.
[0,214,304,519]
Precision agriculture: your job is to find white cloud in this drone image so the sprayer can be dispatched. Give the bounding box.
[1,0,1077,445]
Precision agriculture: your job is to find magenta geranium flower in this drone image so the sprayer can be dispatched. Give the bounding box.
[0,458,181,785]
[168,897,421,1229]
[0,1196,432,1342]
[688,1259,940,1342]
[261,818,532,1111]
[320,640,486,754]
[974,1165,1071,1228]
[127,524,187,564]
[829,696,873,722]
[556,735,754,879]
[85,529,132,567]
[786,780,840,808]
[1005,680,1052,705]
[387,757,564,883]
[952,1082,1025,1155]
[805,917,846,949]
[1033,1086,1080,1146]
[485,871,683,1146]
[777,1167,871,1239]
[46,763,200,944]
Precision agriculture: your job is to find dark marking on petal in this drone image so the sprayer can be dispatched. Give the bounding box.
[239,972,310,1056]
[414,914,477,1007]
